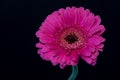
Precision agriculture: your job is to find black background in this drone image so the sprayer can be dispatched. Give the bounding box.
[1,0,120,80]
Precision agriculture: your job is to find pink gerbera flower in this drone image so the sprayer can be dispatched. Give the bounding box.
[36,7,105,69]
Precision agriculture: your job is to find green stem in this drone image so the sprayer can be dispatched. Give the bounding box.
[68,65,78,80]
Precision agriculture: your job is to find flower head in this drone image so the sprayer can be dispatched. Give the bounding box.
[36,7,105,69]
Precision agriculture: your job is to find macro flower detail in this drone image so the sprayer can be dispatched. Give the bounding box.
[36,7,105,69]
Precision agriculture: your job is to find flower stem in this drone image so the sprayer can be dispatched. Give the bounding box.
[68,65,78,80]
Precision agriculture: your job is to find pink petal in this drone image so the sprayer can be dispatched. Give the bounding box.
[43,21,57,32]
[80,47,91,56]
[51,50,65,66]
[67,50,79,66]
[74,7,84,25]
[89,25,105,37]
[96,43,104,52]
[51,49,66,66]
[79,8,88,26]
[63,7,74,26]
[61,53,68,64]
[36,30,54,38]
[88,35,105,45]
[46,14,63,30]
[79,43,95,56]
[91,62,96,66]
[83,13,95,31]
[37,49,42,55]
[91,50,99,59]
[36,29,56,44]
[41,48,63,61]
[39,35,56,43]
[41,46,50,53]
[36,43,44,48]
[90,16,101,30]
[81,56,92,64]
[97,44,104,48]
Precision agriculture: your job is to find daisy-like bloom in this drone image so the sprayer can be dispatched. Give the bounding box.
[36,7,105,69]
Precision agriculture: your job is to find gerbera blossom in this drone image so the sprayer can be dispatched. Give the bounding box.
[36,7,105,69]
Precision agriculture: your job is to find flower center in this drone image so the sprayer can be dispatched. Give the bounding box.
[58,27,87,50]
[64,33,78,44]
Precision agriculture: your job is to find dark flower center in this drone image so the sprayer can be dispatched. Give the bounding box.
[64,34,78,44]
[59,28,86,50]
